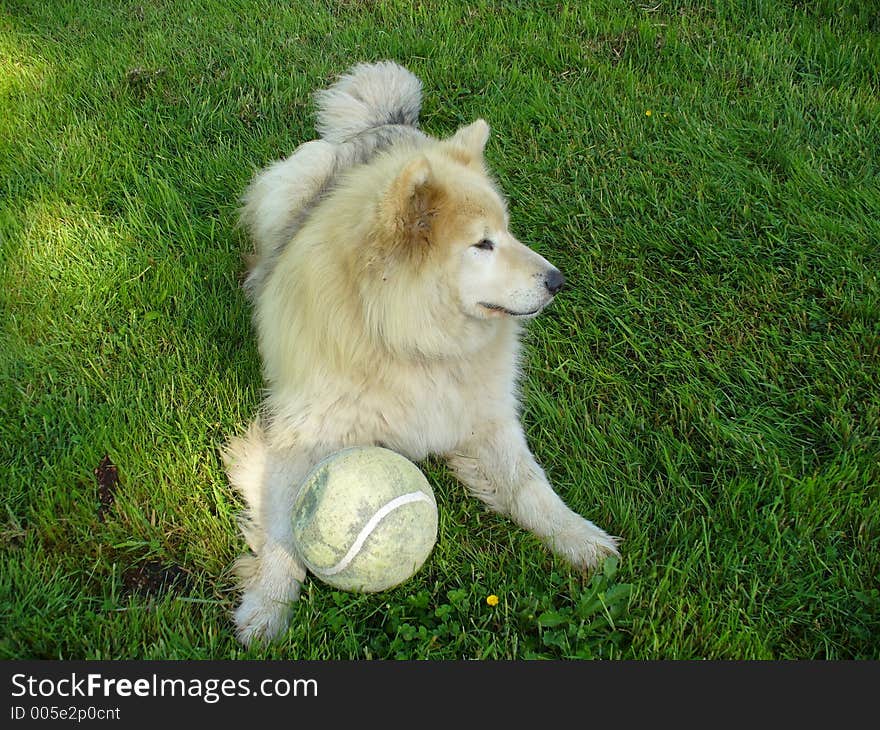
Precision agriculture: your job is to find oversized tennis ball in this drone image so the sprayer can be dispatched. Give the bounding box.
[291,447,438,593]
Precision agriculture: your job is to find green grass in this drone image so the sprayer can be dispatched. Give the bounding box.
[2,0,878,659]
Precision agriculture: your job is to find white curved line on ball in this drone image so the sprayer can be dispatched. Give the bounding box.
[322,491,434,576]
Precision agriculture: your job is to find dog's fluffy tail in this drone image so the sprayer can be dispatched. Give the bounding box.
[314,61,422,143]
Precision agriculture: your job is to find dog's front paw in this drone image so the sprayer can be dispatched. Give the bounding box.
[549,517,620,572]
[234,582,301,647]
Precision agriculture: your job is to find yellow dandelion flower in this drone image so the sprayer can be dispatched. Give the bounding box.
[645,109,652,116]
[486,594,499,606]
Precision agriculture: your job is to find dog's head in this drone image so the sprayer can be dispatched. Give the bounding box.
[370,120,564,331]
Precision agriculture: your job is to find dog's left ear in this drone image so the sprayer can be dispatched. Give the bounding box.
[445,119,490,167]
[378,155,444,255]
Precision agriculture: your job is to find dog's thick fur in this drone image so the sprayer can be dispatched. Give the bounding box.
[225,61,619,645]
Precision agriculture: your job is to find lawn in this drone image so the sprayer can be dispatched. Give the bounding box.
[1,0,878,659]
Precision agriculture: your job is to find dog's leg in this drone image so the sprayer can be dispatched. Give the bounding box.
[446,419,619,570]
[226,428,331,646]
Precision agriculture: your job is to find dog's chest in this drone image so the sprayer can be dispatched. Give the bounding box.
[362,356,509,461]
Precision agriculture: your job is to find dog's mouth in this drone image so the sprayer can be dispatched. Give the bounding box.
[479,302,542,318]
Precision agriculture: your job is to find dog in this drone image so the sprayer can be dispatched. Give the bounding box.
[224,61,619,645]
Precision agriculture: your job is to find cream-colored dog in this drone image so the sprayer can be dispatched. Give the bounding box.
[225,61,619,645]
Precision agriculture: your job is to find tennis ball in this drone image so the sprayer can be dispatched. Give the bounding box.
[291,447,438,593]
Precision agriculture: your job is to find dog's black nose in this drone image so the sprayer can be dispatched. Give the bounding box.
[544,269,565,295]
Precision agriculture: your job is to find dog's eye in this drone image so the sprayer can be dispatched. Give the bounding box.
[474,239,495,251]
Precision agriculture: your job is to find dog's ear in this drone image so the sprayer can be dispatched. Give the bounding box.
[389,154,433,204]
[379,155,444,253]
[444,119,490,167]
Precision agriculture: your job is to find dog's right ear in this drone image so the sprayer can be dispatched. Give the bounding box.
[378,155,444,254]
[444,119,490,168]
